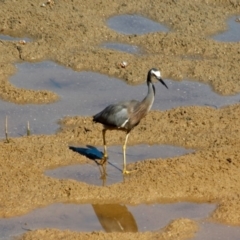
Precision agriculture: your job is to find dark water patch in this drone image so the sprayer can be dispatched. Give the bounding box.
[107,14,169,35]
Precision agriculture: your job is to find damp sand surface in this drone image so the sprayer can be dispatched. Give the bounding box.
[0,1,240,240]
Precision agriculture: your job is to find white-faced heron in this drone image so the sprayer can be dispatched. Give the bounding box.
[93,68,168,174]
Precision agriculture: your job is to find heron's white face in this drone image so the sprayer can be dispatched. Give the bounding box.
[151,69,161,79]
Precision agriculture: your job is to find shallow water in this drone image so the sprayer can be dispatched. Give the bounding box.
[45,144,193,186]
[101,42,141,54]
[0,34,31,42]
[195,221,240,240]
[0,61,239,138]
[0,202,216,239]
[107,14,169,35]
[212,16,240,42]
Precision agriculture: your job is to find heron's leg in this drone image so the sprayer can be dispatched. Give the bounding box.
[100,128,108,165]
[122,132,130,174]
[98,163,107,186]
[102,128,108,158]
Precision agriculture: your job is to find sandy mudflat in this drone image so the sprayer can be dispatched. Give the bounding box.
[0,0,240,239]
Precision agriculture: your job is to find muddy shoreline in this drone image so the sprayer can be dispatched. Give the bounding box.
[0,0,240,239]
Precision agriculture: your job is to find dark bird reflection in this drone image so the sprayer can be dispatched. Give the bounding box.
[69,145,123,186]
[69,145,103,161]
[92,204,138,232]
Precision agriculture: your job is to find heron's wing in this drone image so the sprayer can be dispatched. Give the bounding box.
[93,104,129,128]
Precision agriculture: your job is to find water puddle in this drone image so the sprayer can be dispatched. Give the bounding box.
[101,42,141,54]
[45,144,193,186]
[195,222,240,240]
[0,202,216,239]
[107,14,169,35]
[165,80,240,108]
[212,16,240,42]
[0,34,31,42]
[0,61,239,138]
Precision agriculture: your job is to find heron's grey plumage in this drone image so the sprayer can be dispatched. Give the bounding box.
[93,68,168,174]
[93,100,143,131]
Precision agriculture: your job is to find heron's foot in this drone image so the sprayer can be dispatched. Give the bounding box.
[99,156,108,165]
[122,169,136,175]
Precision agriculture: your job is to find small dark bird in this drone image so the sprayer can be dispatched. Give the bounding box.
[93,68,168,174]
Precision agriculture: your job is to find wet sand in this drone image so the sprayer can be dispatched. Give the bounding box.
[0,0,240,239]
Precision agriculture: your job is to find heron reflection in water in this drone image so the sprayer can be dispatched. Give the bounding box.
[92,204,138,233]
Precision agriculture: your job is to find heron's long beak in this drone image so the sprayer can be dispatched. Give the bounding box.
[159,78,168,89]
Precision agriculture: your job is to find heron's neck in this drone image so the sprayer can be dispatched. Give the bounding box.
[146,73,156,96]
[141,81,155,112]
